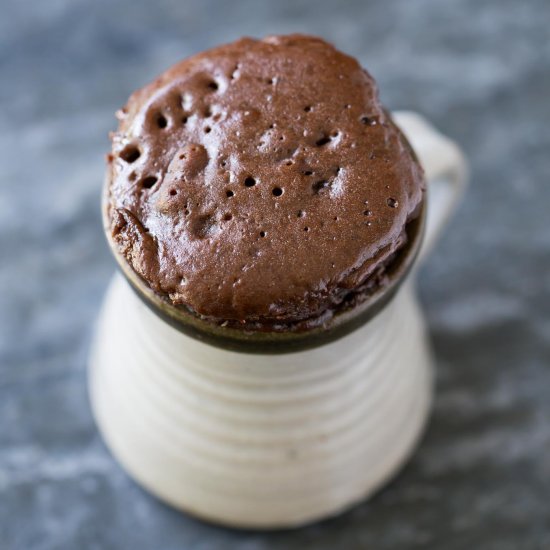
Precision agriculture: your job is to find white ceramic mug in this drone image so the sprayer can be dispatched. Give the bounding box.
[89,111,467,529]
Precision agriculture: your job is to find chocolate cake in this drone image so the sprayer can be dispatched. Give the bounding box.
[105,34,425,331]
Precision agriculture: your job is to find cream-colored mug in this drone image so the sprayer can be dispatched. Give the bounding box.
[89,111,467,529]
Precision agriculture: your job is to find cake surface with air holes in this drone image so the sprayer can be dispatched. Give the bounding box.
[105,34,425,331]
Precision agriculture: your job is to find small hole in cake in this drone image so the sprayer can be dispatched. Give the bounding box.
[345,104,351,109]
[260,231,266,237]
[268,124,274,129]
[207,80,219,91]
[204,106,213,118]
[204,126,212,134]
[279,136,284,141]
[129,171,137,181]
[169,189,177,197]
[226,189,234,198]
[304,226,310,232]
[223,213,233,221]
[363,209,372,216]
[272,187,283,197]
[365,221,372,226]
[297,210,305,218]
[387,197,398,208]
[285,160,293,166]
[312,180,329,193]
[156,114,168,128]
[244,177,256,187]
[335,167,341,174]
[361,116,376,126]
[267,77,275,85]
[304,170,313,176]
[119,145,141,163]
[182,115,189,124]
[333,216,338,221]
[315,135,331,147]
[141,176,158,189]
[304,106,312,112]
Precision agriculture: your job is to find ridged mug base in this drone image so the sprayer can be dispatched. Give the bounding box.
[89,274,433,529]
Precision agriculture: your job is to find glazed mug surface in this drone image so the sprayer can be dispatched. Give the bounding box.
[89,111,467,529]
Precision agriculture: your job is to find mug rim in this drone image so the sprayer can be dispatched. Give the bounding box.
[102,184,426,354]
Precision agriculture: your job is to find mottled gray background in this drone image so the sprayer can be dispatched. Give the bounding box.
[1,0,549,548]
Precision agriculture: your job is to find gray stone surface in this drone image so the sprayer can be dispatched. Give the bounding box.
[1,0,549,548]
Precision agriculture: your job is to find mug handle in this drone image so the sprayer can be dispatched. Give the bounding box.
[393,111,468,262]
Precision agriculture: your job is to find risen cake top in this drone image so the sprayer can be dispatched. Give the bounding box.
[105,34,425,329]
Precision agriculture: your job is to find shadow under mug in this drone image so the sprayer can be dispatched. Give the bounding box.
[89,111,467,529]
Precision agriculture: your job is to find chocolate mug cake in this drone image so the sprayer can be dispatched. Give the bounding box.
[104,34,426,349]
[91,34,466,528]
